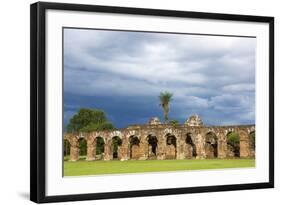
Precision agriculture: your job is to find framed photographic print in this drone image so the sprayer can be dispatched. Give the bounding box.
[30,2,274,203]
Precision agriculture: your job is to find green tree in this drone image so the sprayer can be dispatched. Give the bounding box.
[81,121,114,132]
[227,132,240,157]
[66,108,114,158]
[159,91,173,123]
[227,132,240,147]
[79,139,87,156]
[169,119,179,126]
[67,108,114,133]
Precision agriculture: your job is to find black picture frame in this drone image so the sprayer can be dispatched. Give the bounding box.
[30,1,274,203]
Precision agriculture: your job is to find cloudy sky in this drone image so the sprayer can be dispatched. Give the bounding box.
[64,28,256,129]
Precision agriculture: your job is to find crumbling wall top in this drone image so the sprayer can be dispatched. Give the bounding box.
[148,117,162,125]
[185,114,203,126]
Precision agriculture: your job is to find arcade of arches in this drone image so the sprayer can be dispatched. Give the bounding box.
[64,123,255,162]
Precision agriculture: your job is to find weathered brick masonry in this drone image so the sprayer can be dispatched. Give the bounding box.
[64,115,255,162]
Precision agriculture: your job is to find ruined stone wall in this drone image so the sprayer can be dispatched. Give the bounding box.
[64,124,255,162]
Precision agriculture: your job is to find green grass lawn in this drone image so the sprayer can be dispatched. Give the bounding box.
[64,157,255,176]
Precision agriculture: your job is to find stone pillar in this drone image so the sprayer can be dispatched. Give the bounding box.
[239,131,250,158]
[66,135,80,162]
[85,135,96,161]
[103,138,112,161]
[184,144,193,159]
[156,135,166,160]
[176,134,185,160]
[144,136,150,160]
[195,133,206,159]
[119,136,129,161]
[138,136,148,160]
[217,132,227,159]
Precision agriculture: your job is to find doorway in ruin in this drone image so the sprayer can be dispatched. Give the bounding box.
[78,138,87,160]
[185,133,197,158]
[249,131,255,150]
[226,132,240,157]
[249,131,255,157]
[165,134,177,159]
[205,132,218,158]
[64,139,71,158]
[95,136,105,160]
[112,136,122,159]
[129,136,140,159]
[146,135,158,159]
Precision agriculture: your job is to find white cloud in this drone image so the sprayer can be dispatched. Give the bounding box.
[222,83,255,92]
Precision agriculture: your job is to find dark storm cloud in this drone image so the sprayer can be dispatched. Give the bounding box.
[64,28,256,128]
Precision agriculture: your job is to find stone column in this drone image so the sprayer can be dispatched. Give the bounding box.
[103,138,112,161]
[138,136,148,160]
[143,136,150,160]
[176,134,185,160]
[119,136,129,161]
[217,131,227,159]
[239,131,250,158]
[66,135,80,162]
[156,135,166,160]
[85,135,96,161]
[195,133,206,159]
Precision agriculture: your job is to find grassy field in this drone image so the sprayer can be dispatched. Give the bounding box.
[64,157,255,176]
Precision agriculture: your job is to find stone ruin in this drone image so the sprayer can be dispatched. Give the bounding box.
[185,114,203,126]
[64,115,255,162]
[148,117,161,125]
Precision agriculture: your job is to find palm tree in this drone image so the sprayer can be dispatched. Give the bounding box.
[159,91,173,123]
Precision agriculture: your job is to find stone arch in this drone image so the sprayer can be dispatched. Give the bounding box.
[129,135,140,159]
[185,133,197,158]
[146,135,158,159]
[95,136,105,160]
[205,131,218,158]
[165,133,177,159]
[112,136,122,159]
[226,131,240,157]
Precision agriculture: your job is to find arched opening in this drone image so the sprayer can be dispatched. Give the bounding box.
[249,131,255,157]
[112,136,122,159]
[185,133,197,158]
[165,134,177,159]
[64,139,71,156]
[64,139,71,160]
[78,138,87,160]
[129,136,140,159]
[226,132,240,157]
[146,135,158,159]
[249,131,255,151]
[205,132,218,158]
[95,136,105,160]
